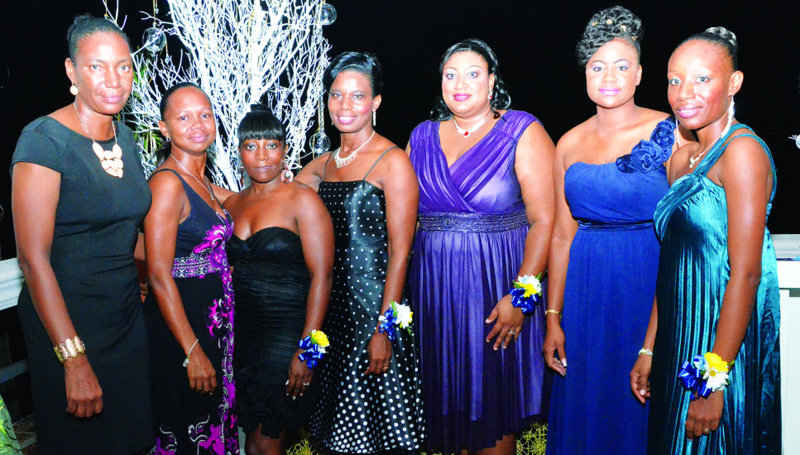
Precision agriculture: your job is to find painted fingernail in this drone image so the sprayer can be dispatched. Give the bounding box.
[561,359,568,367]
[285,380,289,386]
[640,389,646,396]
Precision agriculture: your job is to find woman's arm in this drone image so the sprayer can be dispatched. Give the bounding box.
[295,152,330,191]
[486,121,556,350]
[144,172,217,394]
[364,149,419,375]
[631,298,658,404]
[542,136,579,375]
[684,134,772,439]
[285,187,335,397]
[12,163,103,418]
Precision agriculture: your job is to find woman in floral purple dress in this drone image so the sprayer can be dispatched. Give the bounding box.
[144,83,238,454]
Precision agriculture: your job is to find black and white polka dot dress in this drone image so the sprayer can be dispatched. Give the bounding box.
[308,152,424,454]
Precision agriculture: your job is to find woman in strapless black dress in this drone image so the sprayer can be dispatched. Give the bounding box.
[225,105,334,455]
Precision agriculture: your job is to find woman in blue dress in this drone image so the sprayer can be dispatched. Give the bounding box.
[630,27,780,454]
[543,7,684,454]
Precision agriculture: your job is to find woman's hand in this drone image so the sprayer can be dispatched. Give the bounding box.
[485,294,524,350]
[364,331,392,375]
[64,355,103,418]
[630,353,652,404]
[186,345,217,394]
[542,320,567,375]
[685,390,724,439]
[286,350,313,398]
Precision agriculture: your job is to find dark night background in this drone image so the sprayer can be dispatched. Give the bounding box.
[1,1,799,258]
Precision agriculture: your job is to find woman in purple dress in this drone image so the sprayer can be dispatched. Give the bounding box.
[407,38,555,454]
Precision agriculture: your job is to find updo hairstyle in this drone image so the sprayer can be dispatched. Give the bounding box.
[430,38,511,121]
[323,51,384,97]
[237,104,287,144]
[155,81,212,164]
[576,6,643,67]
[679,26,738,70]
[66,13,130,60]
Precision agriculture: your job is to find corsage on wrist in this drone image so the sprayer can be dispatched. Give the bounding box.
[298,330,329,369]
[509,274,543,315]
[678,352,733,400]
[378,301,413,342]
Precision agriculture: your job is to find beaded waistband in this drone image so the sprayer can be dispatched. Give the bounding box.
[172,253,221,278]
[418,209,528,233]
[576,218,654,231]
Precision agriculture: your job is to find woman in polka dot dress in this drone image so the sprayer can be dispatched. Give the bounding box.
[297,52,424,453]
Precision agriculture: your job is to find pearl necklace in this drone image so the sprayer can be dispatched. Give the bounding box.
[171,155,216,201]
[453,114,491,138]
[73,103,124,178]
[334,130,376,168]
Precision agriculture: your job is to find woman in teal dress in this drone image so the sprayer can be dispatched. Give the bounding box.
[630,27,780,454]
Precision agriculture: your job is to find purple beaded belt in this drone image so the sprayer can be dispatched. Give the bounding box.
[172,253,221,278]
[418,209,528,233]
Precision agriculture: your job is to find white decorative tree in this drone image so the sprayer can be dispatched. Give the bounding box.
[103,0,335,190]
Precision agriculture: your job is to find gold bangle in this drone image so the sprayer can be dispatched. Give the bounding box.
[544,309,562,318]
[54,336,86,363]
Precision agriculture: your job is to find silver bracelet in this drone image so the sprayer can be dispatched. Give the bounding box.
[183,338,200,367]
[638,348,653,356]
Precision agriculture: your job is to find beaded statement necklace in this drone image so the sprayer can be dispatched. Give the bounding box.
[171,155,216,202]
[73,103,124,178]
[334,130,376,168]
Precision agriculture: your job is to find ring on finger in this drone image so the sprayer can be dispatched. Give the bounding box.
[508,329,516,335]
[302,382,311,387]
[704,428,710,434]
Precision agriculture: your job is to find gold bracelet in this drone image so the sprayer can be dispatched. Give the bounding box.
[54,336,86,363]
[544,309,562,318]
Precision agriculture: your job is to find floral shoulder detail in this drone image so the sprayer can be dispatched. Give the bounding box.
[616,117,677,174]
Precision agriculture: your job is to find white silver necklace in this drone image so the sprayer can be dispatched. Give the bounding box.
[334,130,376,168]
[171,155,216,201]
[688,116,733,169]
[73,103,124,178]
[452,114,491,138]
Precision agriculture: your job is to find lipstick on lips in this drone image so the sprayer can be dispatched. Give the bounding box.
[599,88,620,96]
[453,94,470,102]
[675,105,702,119]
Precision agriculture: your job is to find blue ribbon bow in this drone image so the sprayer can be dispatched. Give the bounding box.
[378,308,399,341]
[510,287,539,315]
[298,336,324,369]
[678,356,712,400]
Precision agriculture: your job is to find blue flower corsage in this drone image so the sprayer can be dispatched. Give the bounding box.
[297,330,329,369]
[616,117,677,173]
[378,301,414,342]
[509,274,543,315]
[678,352,733,400]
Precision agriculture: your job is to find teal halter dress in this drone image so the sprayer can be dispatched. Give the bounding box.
[648,123,781,454]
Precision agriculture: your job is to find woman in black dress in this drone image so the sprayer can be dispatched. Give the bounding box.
[225,105,334,455]
[143,82,238,454]
[296,51,424,454]
[10,14,153,454]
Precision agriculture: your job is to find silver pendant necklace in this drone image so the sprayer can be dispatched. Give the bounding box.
[171,155,216,201]
[452,113,491,138]
[334,130,376,168]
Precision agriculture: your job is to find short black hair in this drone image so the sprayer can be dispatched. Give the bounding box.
[429,38,511,121]
[66,13,130,60]
[323,51,383,96]
[678,26,738,70]
[576,6,643,67]
[237,104,286,144]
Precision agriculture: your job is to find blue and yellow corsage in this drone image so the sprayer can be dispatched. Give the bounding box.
[509,274,543,315]
[298,330,329,369]
[378,301,414,342]
[678,352,733,400]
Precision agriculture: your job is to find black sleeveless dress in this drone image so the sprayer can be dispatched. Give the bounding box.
[307,148,424,454]
[143,169,238,454]
[227,227,319,437]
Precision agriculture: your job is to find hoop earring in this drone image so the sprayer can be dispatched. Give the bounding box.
[70,85,78,96]
[281,161,294,184]
[372,111,376,127]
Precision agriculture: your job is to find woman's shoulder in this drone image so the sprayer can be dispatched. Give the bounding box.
[12,117,74,171]
[409,119,440,141]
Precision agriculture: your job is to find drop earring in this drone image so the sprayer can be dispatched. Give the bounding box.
[70,84,78,96]
[281,161,294,184]
[372,111,376,127]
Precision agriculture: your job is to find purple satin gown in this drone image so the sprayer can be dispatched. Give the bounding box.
[409,110,547,452]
